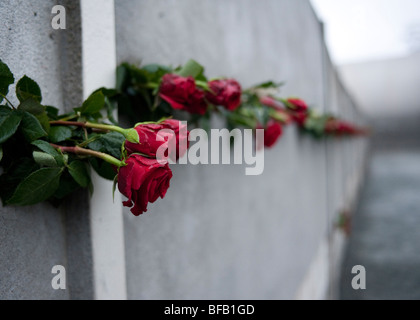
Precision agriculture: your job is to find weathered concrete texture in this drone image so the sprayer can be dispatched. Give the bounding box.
[0,0,92,299]
[0,204,68,300]
[116,0,325,105]
[339,52,420,300]
[341,150,420,299]
[123,129,329,299]
[116,0,365,299]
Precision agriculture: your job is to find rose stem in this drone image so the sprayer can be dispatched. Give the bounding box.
[50,121,126,134]
[49,120,139,143]
[50,143,125,167]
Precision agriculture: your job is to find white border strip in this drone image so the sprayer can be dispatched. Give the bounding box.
[80,0,127,300]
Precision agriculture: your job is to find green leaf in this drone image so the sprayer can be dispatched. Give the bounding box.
[0,107,22,144]
[18,98,50,132]
[104,96,118,125]
[88,131,125,159]
[254,106,270,127]
[49,126,72,143]
[128,65,149,84]
[142,64,172,83]
[116,64,128,91]
[0,145,3,162]
[18,98,44,114]
[0,157,39,203]
[45,106,59,120]
[31,139,65,166]
[16,75,42,103]
[51,171,80,200]
[80,91,105,115]
[176,59,204,78]
[7,167,63,206]
[68,160,90,187]
[89,158,116,181]
[33,151,58,167]
[32,140,60,157]
[0,60,14,103]
[20,111,47,142]
[253,81,284,89]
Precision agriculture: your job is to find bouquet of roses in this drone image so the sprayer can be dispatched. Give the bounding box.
[0,59,187,216]
[0,58,367,217]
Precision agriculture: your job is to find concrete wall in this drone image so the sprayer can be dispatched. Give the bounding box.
[0,0,93,300]
[115,0,367,299]
[0,0,367,299]
[339,53,420,149]
[339,52,420,117]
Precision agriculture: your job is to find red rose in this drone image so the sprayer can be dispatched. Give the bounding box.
[291,111,308,127]
[186,88,208,115]
[260,96,284,111]
[325,119,357,135]
[287,98,308,112]
[125,123,175,158]
[336,121,357,135]
[161,119,189,160]
[206,79,242,111]
[260,96,293,124]
[264,120,283,148]
[118,154,173,216]
[159,74,208,115]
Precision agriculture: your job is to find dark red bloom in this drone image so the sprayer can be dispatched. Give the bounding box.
[260,96,284,111]
[125,123,175,158]
[161,119,189,160]
[118,154,173,216]
[125,119,190,162]
[287,98,308,112]
[325,119,361,135]
[260,96,293,124]
[206,79,242,111]
[159,74,208,115]
[291,111,308,127]
[264,120,283,148]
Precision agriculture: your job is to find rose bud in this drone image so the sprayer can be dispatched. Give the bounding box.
[159,73,208,115]
[186,88,208,115]
[292,111,308,127]
[264,120,283,148]
[161,119,190,160]
[118,154,173,216]
[206,79,242,111]
[287,98,308,112]
[260,96,285,111]
[125,123,175,158]
[260,97,293,124]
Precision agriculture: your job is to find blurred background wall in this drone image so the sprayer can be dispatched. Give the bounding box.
[340,52,420,149]
[0,0,368,299]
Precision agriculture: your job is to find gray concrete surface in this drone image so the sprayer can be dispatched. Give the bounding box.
[339,52,420,118]
[0,0,367,300]
[340,106,420,300]
[0,0,93,299]
[116,0,367,299]
[341,148,420,299]
[340,52,420,299]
